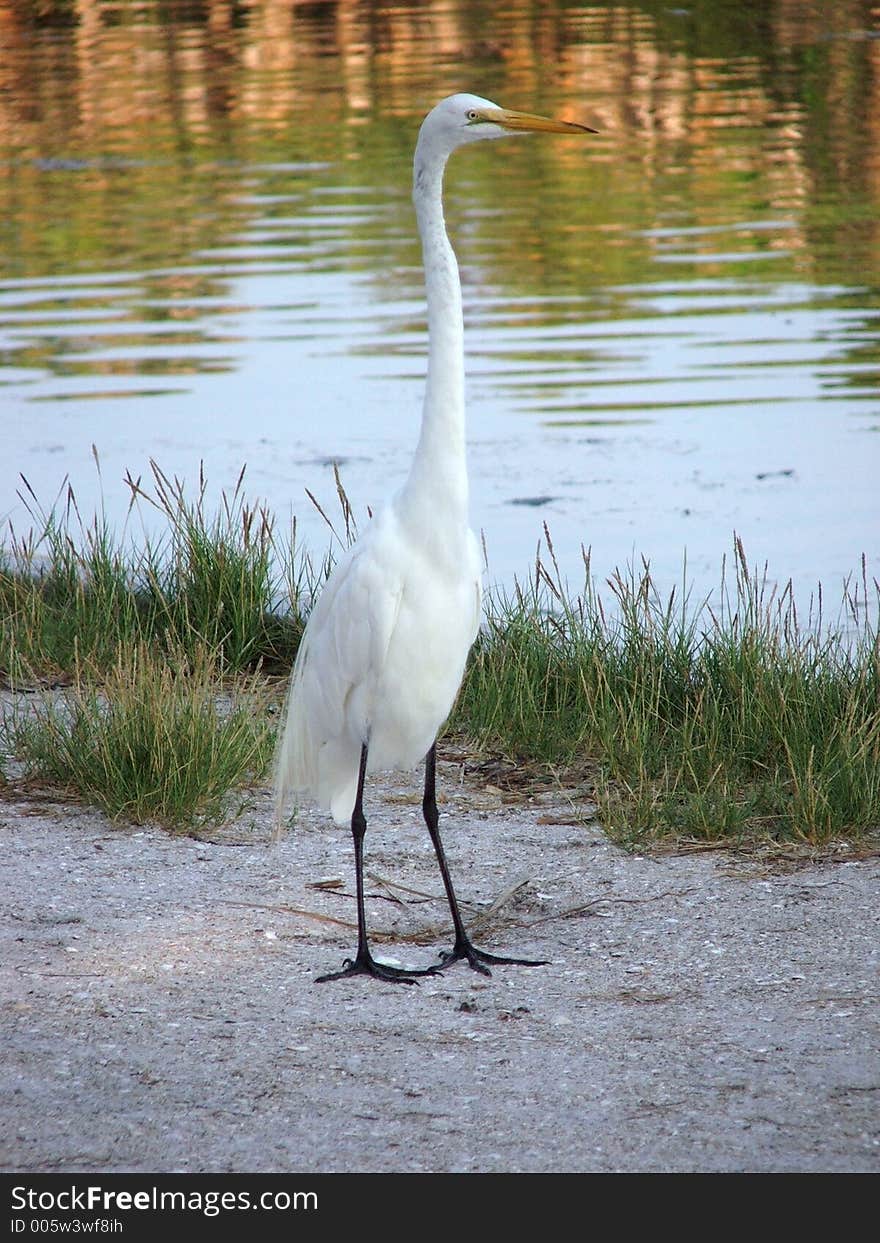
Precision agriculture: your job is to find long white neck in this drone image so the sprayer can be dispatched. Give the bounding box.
[397,140,469,532]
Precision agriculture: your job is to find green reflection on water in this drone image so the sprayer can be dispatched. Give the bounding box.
[0,0,876,298]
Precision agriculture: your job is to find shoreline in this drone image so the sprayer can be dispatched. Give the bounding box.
[3,763,877,1173]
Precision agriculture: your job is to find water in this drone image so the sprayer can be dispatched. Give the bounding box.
[1,1,878,617]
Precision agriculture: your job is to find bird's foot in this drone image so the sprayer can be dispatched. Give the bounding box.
[315,951,435,986]
[432,939,549,977]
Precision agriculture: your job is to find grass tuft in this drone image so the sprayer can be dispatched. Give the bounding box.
[453,530,880,847]
[0,458,306,679]
[3,641,274,829]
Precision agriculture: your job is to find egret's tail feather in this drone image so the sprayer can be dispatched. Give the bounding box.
[273,648,361,832]
[272,678,299,840]
[273,646,314,836]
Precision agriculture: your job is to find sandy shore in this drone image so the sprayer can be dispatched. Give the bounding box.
[2,758,878,1173]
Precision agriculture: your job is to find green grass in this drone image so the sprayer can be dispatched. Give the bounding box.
[0,461,304,828]
[3,640,274,829]
[0,460,305,680]
[1,470,878,847]
[453,533,880,847]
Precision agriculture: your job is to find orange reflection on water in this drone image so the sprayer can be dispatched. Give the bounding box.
[0,0,877,281]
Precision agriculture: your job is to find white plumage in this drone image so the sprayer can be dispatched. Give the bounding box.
[276,504,481,824]
[274,93,592,983]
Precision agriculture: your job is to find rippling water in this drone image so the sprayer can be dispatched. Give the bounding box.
[1,1,878,617]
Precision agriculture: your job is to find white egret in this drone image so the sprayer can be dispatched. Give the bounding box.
[275,93,593,984]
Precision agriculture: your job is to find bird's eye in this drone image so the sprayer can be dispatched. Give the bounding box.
[466,109,479,122]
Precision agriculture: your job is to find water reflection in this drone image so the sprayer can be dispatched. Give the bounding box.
[0,0,877,610]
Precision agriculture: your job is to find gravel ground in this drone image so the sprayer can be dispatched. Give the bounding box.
[1,758,878,1174]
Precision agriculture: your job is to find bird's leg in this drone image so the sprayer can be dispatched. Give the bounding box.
[422,744,548,976]
[316,743,436,985]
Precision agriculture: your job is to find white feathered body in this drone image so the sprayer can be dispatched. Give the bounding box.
[275,501,480,824]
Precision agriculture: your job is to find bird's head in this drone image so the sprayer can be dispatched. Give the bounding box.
[416,92,595,161]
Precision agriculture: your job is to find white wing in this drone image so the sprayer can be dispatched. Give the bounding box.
[275,505,481,827]
[274,512,406,826]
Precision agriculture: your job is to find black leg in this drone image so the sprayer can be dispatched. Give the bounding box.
[316,743,437,985]
[422,743,548,976]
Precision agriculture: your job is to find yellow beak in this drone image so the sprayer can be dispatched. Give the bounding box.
[477,107,597,135]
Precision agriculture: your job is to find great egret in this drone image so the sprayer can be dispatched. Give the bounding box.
[275,93,593,984]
